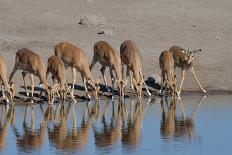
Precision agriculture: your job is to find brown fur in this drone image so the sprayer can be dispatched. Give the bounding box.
[159,50,177,95]
[9,48,54,104]
[46,55,67,101]
[90,41,125,98]
[0,56,14,102]
[94,100,126,148]
[169,45,206,95]
[13,106,47,150]
[0,105,14,150]
[54,42,100,102]
[120,40,151,99]
[48,103,92,150]
[169,45,193,69]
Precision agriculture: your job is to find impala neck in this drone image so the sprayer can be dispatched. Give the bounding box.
[114,65,122,81]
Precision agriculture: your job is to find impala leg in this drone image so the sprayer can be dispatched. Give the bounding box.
[1,81,5,99]
[89,55,97,71]
[191,67,206,93]
[178,69,186,96]
[23,105,28,123]
[30,74,35,98]
[46,69,49,81]
[9,64,19,83]
[143,78,151,96]
[139,68,151,96]
[128,69,134,90]
[31,107,35,130]
[100,66,108,90]
[66,82,71,93]
[72,104,77,134]
[71,67,77,102]
[160,71,164,95]
[81,74,91,100]
[110,68,115,95]
[178,98,186,120]
[124,67,131,90]
[22,72,29,97]
[122,64,125,79]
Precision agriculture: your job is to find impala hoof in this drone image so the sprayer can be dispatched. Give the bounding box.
[177,91,181,97]
[67,86,72,93]
[87,94,91,100]
[6,98,9,103]
[38,83,43,88]
[30,99,34,104]
[26,92,30,97]
[71,98,77,103]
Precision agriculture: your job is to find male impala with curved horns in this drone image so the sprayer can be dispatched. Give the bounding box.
[54,42,100,102]
[89,41,126,99]
[169,45,206,96]
[9,48,56,104]
[0,55,15,103]
[120,40,151,99]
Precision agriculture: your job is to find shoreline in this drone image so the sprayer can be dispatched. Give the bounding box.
[1,0,232,98]
[0,88,231,105]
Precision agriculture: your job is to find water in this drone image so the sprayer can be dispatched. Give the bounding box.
[0,95,231,155]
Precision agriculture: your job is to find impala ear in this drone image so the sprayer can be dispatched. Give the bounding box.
[181,48,186,53]
[194,49,201,54]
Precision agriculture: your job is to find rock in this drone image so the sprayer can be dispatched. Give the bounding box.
[146,74,161,84]
[97,29,113,35]
[216,36,222,40]
[79,14,107,27]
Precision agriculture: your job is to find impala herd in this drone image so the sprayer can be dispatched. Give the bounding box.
[0,40,206,104]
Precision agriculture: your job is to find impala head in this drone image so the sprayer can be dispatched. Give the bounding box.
[133,78,143,100]
[169,76,177,97]
[181,48,201,64]
[87,79,100,101]
[46,86,57,105]
[5,82,15,103]
[117,79,127,99]
[59,89,67,102]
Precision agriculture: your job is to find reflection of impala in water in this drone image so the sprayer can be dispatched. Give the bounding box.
[93,98,151,149]
[13,105,48,150]
[48,101,97,151]
[93,100,127,148]
[0,105,14,151]
[121,99,151,149]
[160,96,206,141]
